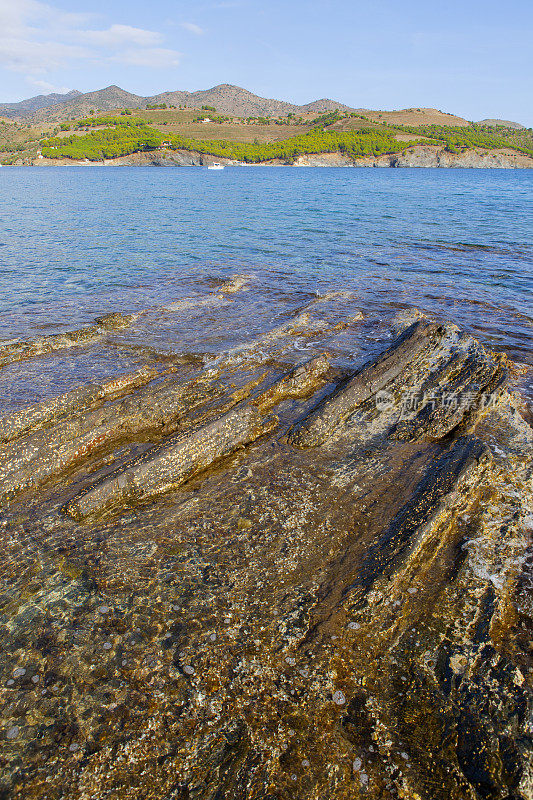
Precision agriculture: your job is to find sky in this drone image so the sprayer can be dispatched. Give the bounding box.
[0,0,532,125]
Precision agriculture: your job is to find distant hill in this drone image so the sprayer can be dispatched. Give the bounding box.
[0,84,527,128]
[299,98,359,114]
[476,118,525,130]
[30,86,146,121]
[151,84,302,116]
[0,90,81,118]
[4,84,356,121]
[363,107,470,127]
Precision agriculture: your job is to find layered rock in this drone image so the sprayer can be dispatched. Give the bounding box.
[0,315,532,800]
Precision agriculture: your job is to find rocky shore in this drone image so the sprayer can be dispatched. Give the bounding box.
[1,286,532,799]
[30,144,533,168]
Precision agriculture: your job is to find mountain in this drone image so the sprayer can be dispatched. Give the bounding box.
[476,118,525,130]
[30,86,146,121]
[150,84,303,116]
[1,85,527,127]
[15,84,356,121]
[299,98,359,114]
[0,90,82,118]
[151,85,353,117]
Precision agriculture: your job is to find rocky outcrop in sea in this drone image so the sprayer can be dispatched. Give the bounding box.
[0,296,532,799]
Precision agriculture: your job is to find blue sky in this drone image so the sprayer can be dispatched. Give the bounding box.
[1,0,532,125]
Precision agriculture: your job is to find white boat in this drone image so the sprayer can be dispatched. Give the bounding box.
[207,162,225,170]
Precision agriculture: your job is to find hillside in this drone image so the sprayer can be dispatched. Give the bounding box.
[0,90,81,118]
[150,84,304,117]
[477,118,525,130]
[2,85,528,130]
[14,84,356,122]
[1,87,531,168]
[364,107,470,127]
[31,86,146,121]
[2,104,532,167]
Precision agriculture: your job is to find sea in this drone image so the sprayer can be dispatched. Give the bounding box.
[0,166,532,410]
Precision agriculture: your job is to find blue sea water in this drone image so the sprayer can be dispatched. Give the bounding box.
[0,166,532,405]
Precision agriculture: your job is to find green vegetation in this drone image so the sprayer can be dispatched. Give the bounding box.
[41,125,162,160]
[71,115,149,129]
[170,129,424,162]
[7,112,530,166]
[41,121,425,162]
[368,121,533,157]
[388,123,533,156]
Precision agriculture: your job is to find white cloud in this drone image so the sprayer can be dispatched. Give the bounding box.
[79,24,163,48]
[111,48,182,69]
[0,0,181,81]
[0,37,89,74]
[0,0,92,36]
[181,22,205,36]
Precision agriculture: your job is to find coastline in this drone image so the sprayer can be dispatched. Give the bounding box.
[14,143,533,168]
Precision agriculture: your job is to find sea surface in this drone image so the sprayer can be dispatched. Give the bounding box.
[0,166,532,410]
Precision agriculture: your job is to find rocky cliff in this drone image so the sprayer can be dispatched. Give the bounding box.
[293,146,533,168]
[32,145,533,168]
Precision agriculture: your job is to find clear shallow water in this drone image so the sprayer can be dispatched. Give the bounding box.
[0,166,532,406]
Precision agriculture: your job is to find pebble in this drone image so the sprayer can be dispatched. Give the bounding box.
[103,642,112,650]
[183,665,195,675]
[210,633,217,642]
[98,606,110,614]
[332,690,346,705]
[31,676,39,684]
[6,726,19,739]
[302,759,310,767]
[69,743,79,752]
[285,657,296,666]
[13,668,26,678]
[348,622,360,630]
[353,757,362,771]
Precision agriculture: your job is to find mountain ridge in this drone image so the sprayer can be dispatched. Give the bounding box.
[0,89,81,117]
[0,84,356,121]
[0,84,527,128]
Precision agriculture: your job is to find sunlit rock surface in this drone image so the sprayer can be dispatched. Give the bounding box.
[0,288,532,800]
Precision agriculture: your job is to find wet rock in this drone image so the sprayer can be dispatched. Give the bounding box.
[0,369,226,499]
[0,311,532,800]
[218,275,250,294]
[93,312,136,330]
[254,354,331,412]
[289,320,443,447]
[0,326,104,368]
[64,404,277,520]
[0,367,157,443]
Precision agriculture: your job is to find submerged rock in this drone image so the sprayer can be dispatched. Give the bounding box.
[0,313,531,800]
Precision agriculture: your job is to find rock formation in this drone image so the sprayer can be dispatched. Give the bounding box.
[0,309,532,800]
